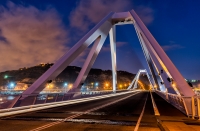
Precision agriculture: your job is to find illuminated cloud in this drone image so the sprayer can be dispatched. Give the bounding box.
[69,0,154,33]
[135,6,154,25]
[162,41,184,51]
[0,2,68,72]
[69,0,132,32]
[102,42,128,52]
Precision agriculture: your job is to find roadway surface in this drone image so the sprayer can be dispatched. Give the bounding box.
[0,91,189,131]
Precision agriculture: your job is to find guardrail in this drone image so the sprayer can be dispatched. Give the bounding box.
[0,89,129,109]
[155,90,200,119]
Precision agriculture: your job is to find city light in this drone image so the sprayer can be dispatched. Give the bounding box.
[69,84,73,89]
[50,84,54,88]
[9,82,15,88]
[64,83,68,86]
[4,75,8,79]
[95,83,98,86]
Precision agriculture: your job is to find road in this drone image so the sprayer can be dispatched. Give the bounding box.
[0,91,188,131]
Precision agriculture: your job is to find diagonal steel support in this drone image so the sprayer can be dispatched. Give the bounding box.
[134,23,159,89]
[134,23,178,94]
[130,10,194,96]
[71,32,110,91]
[20,12,114,99]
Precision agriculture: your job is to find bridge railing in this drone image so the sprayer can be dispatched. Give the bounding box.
[0,89,130,109]
[155,90,200,119]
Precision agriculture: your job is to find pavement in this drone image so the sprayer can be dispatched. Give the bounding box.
[0,91,200,131]
[153,92,200,131]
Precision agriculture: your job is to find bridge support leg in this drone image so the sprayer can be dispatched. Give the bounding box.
[130,9,194,96]
[109,25,117,93]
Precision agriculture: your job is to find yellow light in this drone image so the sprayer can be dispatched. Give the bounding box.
[69,84,73,88]
[120,84,122,88]
[106,83,109,87]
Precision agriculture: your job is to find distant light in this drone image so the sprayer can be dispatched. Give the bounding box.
[69,84,73,88]
[95,83,98,86]
[4,75,8,79]
[64,83,68,86]
[9,82,15,88]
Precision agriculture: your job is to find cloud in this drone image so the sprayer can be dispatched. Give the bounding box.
[0,2,68,72]
[69,0,155,34]
[101,42,128,52]
[116,42,128,47]
[69,0,132,32]
[162,44,184,51]
[102,46,110,52]
[135,6,154,25]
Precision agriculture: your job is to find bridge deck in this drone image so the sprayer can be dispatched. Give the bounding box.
[0,91,200,131]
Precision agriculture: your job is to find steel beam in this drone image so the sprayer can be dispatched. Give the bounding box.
[130,10,194,96]
[109,25,117,92]
[71,31,110,91]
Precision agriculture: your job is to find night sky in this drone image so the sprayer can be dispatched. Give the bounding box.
[0,0,200,79]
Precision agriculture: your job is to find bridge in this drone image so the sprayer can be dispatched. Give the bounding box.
[0,9,200,131]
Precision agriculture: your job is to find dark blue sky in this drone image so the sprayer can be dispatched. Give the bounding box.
[0,0,200,79]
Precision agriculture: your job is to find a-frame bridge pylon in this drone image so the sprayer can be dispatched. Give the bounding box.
[20,9,194,101]
[128,69,154,90]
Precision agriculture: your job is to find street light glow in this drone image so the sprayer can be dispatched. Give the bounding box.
[4,75,8,79]
[69,84,73,88]
[64,83,68,86]
[9,82,15,88]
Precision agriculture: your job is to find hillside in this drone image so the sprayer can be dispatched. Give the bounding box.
[0,63,150,90]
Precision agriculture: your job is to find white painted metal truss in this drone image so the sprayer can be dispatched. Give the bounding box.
[127,69,154,90]
[20,9,194,100]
